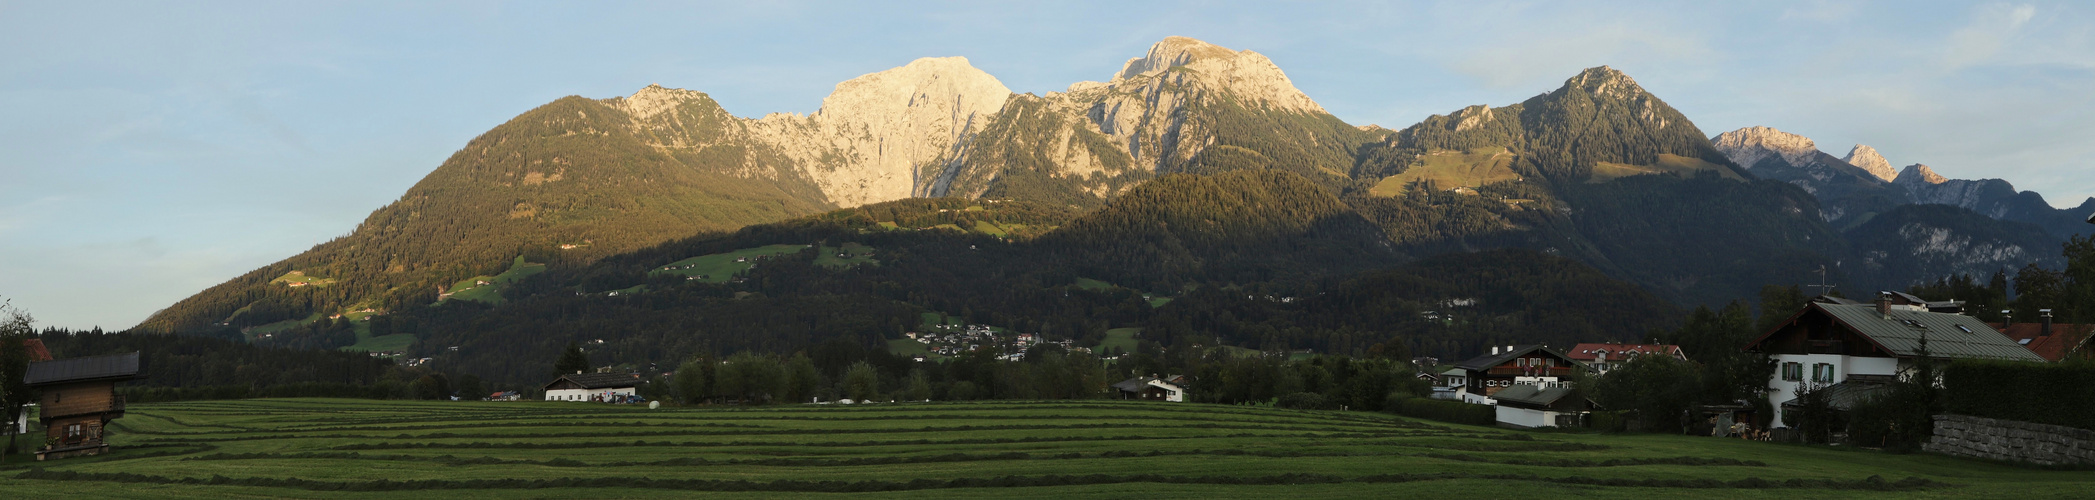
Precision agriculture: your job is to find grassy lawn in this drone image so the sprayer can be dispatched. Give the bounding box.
[0,399,2085,497]
[440,256,547,305]
[651,244,809,283]
[1370,146,1521,197]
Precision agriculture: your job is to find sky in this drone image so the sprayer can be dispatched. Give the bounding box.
[3,1,2093,330]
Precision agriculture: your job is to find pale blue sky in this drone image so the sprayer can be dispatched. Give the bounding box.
[3,1,2092,329]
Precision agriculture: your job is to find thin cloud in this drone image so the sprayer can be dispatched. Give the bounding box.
[1943,3,2038,69]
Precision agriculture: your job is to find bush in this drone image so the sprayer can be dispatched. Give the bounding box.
[1388,396,1495,426]
[1943,360,2095,431]
[1274,392,1330,410]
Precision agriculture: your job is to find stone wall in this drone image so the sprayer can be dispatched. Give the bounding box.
[1925,414,2095,466]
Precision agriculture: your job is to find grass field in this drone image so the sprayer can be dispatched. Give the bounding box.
[652,244,811,283]
[1589,154,1747,183]
[441,256,547,305]
[1097,328,1142,354]
[815,242,879,268]
[1,399,2087,498]
[269,271,337,288]
[1370,146,1521,197]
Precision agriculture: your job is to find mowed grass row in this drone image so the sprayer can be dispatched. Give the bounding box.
[2,399,2091,498]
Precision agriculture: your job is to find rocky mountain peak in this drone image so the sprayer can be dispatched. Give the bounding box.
[1450,105,1495,131]
[1115,36,1239,79]
[1898,164,1949,185]
[1108,36,1324,114]
[612,84,712,120]
[1842,145,1897,182]
[1710,126,1820,170]
[1562,66,1647,100]
[813,56,1011,123]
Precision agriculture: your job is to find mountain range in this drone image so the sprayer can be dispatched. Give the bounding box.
[134,37,2094,368]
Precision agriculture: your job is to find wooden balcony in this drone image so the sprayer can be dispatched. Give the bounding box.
[39,395,124,422]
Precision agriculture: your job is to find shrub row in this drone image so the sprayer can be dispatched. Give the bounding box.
[1943,360,2095,431]
[1388,397,1497,427]
[11,468,1946,493]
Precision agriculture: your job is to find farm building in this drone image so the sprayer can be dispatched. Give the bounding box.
[542,373,639,402]
[1490,383,1592,429]
[1111,376,1185,402]
[1747,294,2045,429]
[1448,345,1580,405]
[1563,343,1687,375]
[25,351,142,460]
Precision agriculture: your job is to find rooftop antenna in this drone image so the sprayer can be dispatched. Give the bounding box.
[1807,265,1837,297]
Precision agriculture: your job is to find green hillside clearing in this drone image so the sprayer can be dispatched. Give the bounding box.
[1097,327,1142,354]
[651,244,810,283]
[2,399,2077,497]
[1370,146,1521,197]
[814,242,878,268]
[268,271,336,288]
[439,256,547,305]
[1589,154,1745,183]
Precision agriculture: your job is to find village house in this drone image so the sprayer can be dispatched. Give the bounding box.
[1746,294,2045,429]
[1992,309,2089,362]
[1111,375,1186,402]
[25,351,142,460]
[1447,345,1580,405]
[542,373,640,402]
[1564,343,1687,375]
[1444,345,1587,428]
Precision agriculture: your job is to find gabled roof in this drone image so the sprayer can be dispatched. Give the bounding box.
[1811,303,2046,362]
[543,372,639,390]
[22,338,52,362]
[1994,323,2091,362]
[1111,376,1181,393]
[1491,384,1575,406]
[1564,343,1685,362]
[25,351,141,386]
[1453,345,1575,372]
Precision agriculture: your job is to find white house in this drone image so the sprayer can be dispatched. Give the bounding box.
[542,373,640,402]
[1746,295,2045,428]
[1111,376,1185,402]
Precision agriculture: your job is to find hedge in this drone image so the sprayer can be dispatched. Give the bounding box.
[1388,396,1496,427]
[1943,360,2095,431]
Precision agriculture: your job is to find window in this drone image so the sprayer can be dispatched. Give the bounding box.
[1812,363,1836,383]
[1781,362,1803,381]
[65,424,82,438]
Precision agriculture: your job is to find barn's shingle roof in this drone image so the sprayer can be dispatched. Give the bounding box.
[25,351,141,386]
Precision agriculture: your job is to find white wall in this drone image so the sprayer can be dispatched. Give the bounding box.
[1764,353,1902,428]
[1496,406,1558,428]
[544,387,635,402]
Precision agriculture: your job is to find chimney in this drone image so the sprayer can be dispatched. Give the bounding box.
[1877,292,1892,318]
[1506,345,1514,354]
[1491,346,1500,355]
[2041,309,2054,337]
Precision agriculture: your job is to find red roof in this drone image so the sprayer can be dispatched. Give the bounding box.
[21,338,52,362]
[1565,343,1686,362]
[1992,323,2089,362]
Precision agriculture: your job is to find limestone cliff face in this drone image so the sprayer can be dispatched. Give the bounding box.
[931,36,1363,204]
[1707,126,1906,222]
[597,38,1347,210]
[1842,145,1898,182]
[601,58,1013,209]
[1711,126,1820,171]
